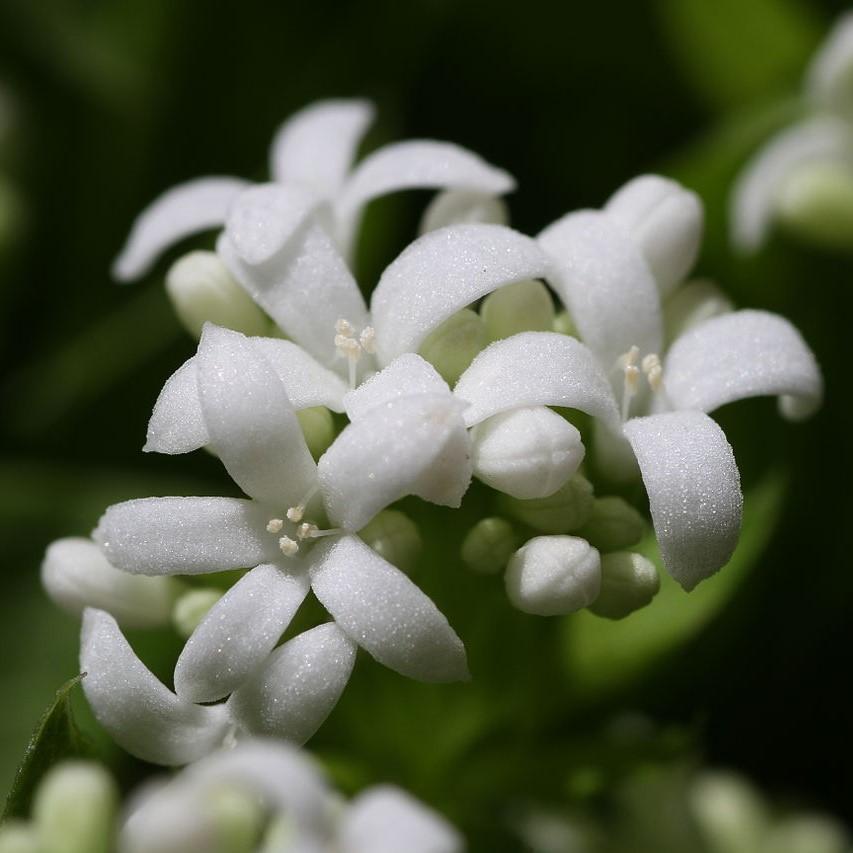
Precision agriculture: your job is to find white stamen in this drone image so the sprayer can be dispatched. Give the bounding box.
[335,318,354,335]
[266,518,284,533]
[641,353,664,392]
[297,522,319,540]
[286,506,304,523]
[278,536,299,556]
[359,326,376,354]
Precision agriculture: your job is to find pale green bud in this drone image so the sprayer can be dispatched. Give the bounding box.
[689,772,769,853]
[762,814,849,853]
[419,189,509,233]
[0,821,41,853]
[461,517,518,574]
[418,308,486,385]
[259,815,296,853]
[296,406,336,459]
[552,310,578,337]
[173,588,223,638]
[577,497,645,551]
[498,474,595,534]
[165,251,269,339]
[206,786,265,853]
[480,280,555,342]
[33,761,118,853]
[587,552,659,619]
[663,278,733,346]
[359,510,422,574]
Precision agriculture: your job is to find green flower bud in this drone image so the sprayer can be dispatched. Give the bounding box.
[33,761,118,853]
[419,308,486,385]
[359,510,422,574]
[577,496,645,551]
[173,588,223,638]
[762,814,849,853]
[259,815,295,853]
[461,517,518,574]
[419,189,509,233]
[552,310,578,337]
[587,551,659,619]
[498,474,595,534]
[663,279,733,346]
[165,251,269,339]
[0,821,40,853]
[480,280,554,342]
[296,406,336,459]
[206,786,265,853]
[689,772,769,853]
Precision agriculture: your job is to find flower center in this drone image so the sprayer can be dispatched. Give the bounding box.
[616,345,663,421]
[265,486,343,558]
[334,318,376,388]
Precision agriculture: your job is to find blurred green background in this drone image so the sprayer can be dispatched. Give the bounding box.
[0,0,851,849]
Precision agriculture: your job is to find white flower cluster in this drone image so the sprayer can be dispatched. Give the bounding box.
[41,101,822,773]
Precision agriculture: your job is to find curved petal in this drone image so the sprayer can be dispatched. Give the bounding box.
[538,210,663,367]
[94,496,278,575]
[269,99,375,194]
[623,411,742,591]
[806,12,853,115]
[318,394,472,531]
[340,786,463,853]
[80,610,230,765]
[664,309,823,420]
[419,188,509,234]
[174,564,311,703]
[370,224,552,365]
[197,324,317,507]
[309,534,468,682]
[227,623,356,744]
[454,331,621,429]
[112,177,248,281]
[730,117,853,252]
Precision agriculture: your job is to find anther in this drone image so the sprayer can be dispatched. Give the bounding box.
[278,536,299,556]
[297,522,319,540]
[359,326,376,354]
[640,353,664,392]
[286,506,304,523]
[266,518,284,533]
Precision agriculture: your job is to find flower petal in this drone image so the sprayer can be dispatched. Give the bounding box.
[538,210,663,367]
[227,623,356,744]
[94,497,278,575]
[80,609,230,765]
[174,563,311,703]
[340,785,463,853]
[623,411,742,591]
[309,534,468,682]
[197,324,317,507]
[343,353,449,421]
[269,99,375,195]
[454,331,621,429]
[664,309,823,420]
[112,177,248,281]
[419,188,509,233]
[371,224,552,365]
[319,394,472,531]
[806,12,853,115]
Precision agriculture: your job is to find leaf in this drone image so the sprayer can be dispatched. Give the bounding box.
[3,675,89,819]
[561,472,786,700]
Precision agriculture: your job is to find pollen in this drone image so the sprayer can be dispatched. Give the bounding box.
[278,535,299,556]
[266,518,284,533]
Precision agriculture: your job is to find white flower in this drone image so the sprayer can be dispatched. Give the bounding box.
[112,98,514,281]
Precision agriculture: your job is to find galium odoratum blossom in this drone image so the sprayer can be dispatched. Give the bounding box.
[84,322,472,766]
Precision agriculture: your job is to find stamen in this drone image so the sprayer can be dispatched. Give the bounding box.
[266,518,284,533]
[286,485,319,523]
[359,326,376,354]
[333,317,375,388]
[297,522,344,540]
[279,535,299,556]
[641,353,663,392]
[335,318,354,335]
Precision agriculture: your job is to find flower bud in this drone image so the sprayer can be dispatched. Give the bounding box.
[479,280,555,342]
[206,786,265,853]
[359,509,423,574]
[577,496,645,551]
[419,189,509,233]
[165,251,269,339]
[498,474,595,533]
[471,407,584,499]
[173,588,223,639]
[296,405,336,459]
[505,535,600,615]
[42,538,181,629]
[461,517,518,574]
[419,308,487,385]
[689,772,770,853]
[807,12,853,119]
[587,552,659,619]
[604,175,703,295]
[663,278,733,345]
[552,309,578,337]
[0,821,40,853]
[763,815,849,853]
[33,761,118,853]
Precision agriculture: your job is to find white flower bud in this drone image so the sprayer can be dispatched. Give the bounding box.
[663,278,733,345]
[578,497,645,551]
[33,762,118,853]
[505,535,600,615]
[461,517,518,574]
[587,552,659,619]
[552,309,578,337]
[205,786,265,853]
[0,821,40,853]
[498,474,595,533]
[688,772,769,853]
[172,588,223,639]
[604,174,703,295]
[296,405,336,459]
[807,12,853,119]
[41,538,181,629]
[471,407,584,499]
[418,308,487,385]
[165,251,269,339]
[479,280,555,342]
[419,189,509,233]
[763,814,850,853]
[359,509,423,574]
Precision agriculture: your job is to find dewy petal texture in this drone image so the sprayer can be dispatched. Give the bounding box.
[454,331,621,429]
[94,497,278,575]
[227,623,356,745]
[269,99,375,194]
[664,310,823,419]
[173,564,311,703]
[309,535,469,682]
[538,210,663,367]
[113,177,248,281]
[370,224,552,365]
[80,610,230,765]
[623,411,742,591]
[196,324,317,507]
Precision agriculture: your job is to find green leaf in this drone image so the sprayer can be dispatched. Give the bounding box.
[561,472,786,700]
[3,675,89,820]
